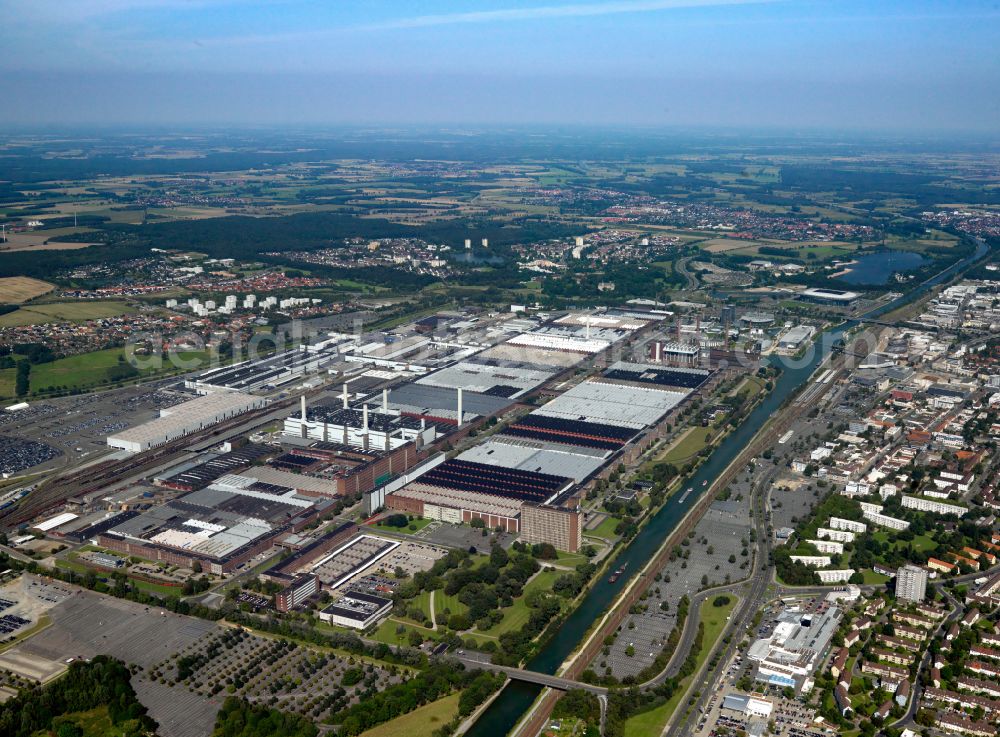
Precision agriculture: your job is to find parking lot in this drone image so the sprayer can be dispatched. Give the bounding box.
[0,380,189,468]
[404,518,515,552]
[600,490,754,680]
[0,435,60,476]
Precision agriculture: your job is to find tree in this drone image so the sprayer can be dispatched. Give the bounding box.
[14,360,29,396]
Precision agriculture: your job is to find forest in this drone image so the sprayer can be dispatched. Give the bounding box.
[0,656,157,737]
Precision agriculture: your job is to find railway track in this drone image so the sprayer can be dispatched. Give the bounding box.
[0,391,309,530]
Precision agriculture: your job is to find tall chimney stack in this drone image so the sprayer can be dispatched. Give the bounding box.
[300,395,307,421]
[456,388,463,428]
[382,388,389,413]
[342,383,349,409]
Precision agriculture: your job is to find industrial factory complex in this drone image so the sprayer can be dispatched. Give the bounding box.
[12,304,723,638]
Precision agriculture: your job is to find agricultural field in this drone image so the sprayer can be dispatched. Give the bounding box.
[0,300,136,327]
[0,346,210,397]
[0,276,54,303]
[0,227,99,252]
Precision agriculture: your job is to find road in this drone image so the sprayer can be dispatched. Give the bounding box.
[889,590,962,728]
[455,654,608,695]
[661,459,775,737]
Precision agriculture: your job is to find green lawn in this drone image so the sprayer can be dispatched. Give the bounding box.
[371,619,433,648]
[860,569,890,585]
[373,517,434,535]
[587,515,620,540]
[434,590,469,620]
[0,347,211,397]
[478,569,563,637]
[556,548,598,568]
[729,376,765,401]
[359,692,462,737]
[872,530,937,554]
[33,706,119,737]
[658,427,714,465]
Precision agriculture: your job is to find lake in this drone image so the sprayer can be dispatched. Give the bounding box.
[837,249,927,285]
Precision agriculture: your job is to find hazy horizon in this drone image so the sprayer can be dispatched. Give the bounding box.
[3,0,999,133]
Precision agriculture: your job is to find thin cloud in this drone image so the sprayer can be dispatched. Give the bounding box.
[358,0,775,31]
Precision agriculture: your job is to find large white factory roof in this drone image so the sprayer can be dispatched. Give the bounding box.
[534,379,688,429]
[34,512,79,532]
[416,361,555,397]
[238,465,342,497]
[457,436,608,481]
[107,392,265,451]
[506,332,611,354]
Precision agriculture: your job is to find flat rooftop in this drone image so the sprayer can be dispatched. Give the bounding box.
[533,379,687,429]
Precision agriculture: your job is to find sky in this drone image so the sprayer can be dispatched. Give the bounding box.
[2,0,999,133]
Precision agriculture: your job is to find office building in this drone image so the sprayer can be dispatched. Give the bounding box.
[521,503,584,553]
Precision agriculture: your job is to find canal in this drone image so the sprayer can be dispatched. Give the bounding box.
[466,238,990,737]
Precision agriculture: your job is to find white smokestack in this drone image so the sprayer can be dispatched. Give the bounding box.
[456,388,463,428]
[363,403,369,432]
[342,384,349,409]
[382,388,389,413]
[300,395,307,422]
[655,342,662,363]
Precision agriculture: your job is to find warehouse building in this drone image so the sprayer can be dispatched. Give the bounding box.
[186,344,341,395]
[260,521,359,584]
[457,436,608,482]
[305,534,400,589]
[386,382,518,423]
[778,326,817,351]
[98,475,329,575]
[532,379,688,429]
[155,444,273,491]
[107,392,266,453]
[386,459,574,533]
[415,360,556,399]
[319,591,393,630]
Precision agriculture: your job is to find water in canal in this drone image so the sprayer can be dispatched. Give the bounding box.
[465,239,990,737]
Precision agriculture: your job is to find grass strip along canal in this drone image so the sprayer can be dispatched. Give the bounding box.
[464,236,992,737]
